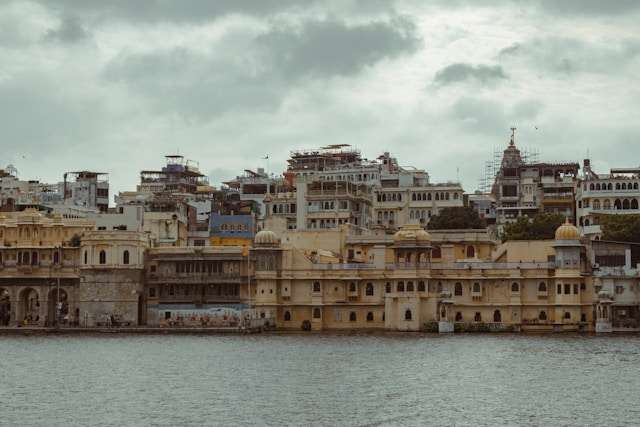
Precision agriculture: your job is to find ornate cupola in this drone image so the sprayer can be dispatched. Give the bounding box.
[553,219,582,269]
[392,224,432,266]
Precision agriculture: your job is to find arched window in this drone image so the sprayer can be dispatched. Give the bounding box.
[418,281,425,292]
[83,251,87,264]
[511,282,519,293]
[427,193,432,200]
[17,252,22,265]
[622,183,627,190]
[31,251,38,266]
[564,311,571,320]
[406,282,414,292]
[313,308,321,318]
[604,199,611,210]
[385,282,391,293]
[615,199,622,210]
[623,199,630,209]
[397,282,404,292]
[366,312,374,321]
[284,311,291,321]
[635,183,639,190]
[349,312,356,322]
[454,282,463,296]
[435,193,440,201]
[590,183,594,190]
[593,199,600,210]
[432,246,441,258]
[313,281,321,292]
[53,251,60,264]
[538,282,547,292]
[404,309,412,321]
[455,312,463,321]
[412,193,416,201]
[99,250,106,265]
[466,246,475,258]
[474,312,482,322]
[608,183,613,190]
[23,252,29,265]
[365,283,374,296]
[616,183,621,190]
[123,250,130,265]
[472,282,480,293]
[349,282,356,292]
[493,310,501,322]
[539,311,547,321]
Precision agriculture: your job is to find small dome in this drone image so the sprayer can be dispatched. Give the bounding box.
[254,230,279,246]
[555,219,579,240]
[393,224,430,242]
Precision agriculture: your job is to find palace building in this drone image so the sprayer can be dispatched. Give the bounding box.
[251,221,611,333]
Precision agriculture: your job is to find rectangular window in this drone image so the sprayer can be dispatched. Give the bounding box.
[557,284,562,295]
[149,288,156,297]
[334,311,342,322]
[573,284,579,294]
[564,284,571,295]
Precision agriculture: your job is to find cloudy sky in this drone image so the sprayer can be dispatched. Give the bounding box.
[1,0,639,199]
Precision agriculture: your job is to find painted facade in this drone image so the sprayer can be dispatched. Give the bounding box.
[252,222,604,333]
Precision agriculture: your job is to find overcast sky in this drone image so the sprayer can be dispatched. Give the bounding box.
[2,0,639,198]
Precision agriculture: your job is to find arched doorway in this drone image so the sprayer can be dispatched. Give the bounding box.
[47,288,68,326]
[0,288,11,326]
[493,310,502,322]
[137,294,145,326]
[19,288,40,324]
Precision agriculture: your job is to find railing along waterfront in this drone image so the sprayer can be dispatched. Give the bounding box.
[308,261,554,271]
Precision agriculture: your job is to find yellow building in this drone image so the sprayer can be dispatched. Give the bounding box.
[0,209,94,326]
[252,222,595,332]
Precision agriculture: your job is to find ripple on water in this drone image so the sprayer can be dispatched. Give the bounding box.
[0,334,639,426]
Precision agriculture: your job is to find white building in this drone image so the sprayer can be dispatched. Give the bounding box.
[576,159,640,238]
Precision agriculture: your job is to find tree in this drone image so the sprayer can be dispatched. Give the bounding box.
[427,207,486,230]
[600,215,640,243]
[502,213,565,241]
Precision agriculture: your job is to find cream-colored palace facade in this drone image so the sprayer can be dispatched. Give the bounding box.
[0,209,632,333]
[252,222,617,333]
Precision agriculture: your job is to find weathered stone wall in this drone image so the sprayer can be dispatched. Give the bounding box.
[78,269,144,326]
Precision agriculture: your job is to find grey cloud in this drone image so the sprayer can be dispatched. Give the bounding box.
[257,17,422,78]
[36,0,311,23]
[0,74,105,159]
[448,97,544,137]
[44,16,90,43]
[433,63,507,87]
[102,16,422,119]
[534,0,640,16]
[103,47,283,119]
[498,37,640,76]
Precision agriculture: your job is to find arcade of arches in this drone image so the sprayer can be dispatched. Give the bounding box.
[0,284,75,326]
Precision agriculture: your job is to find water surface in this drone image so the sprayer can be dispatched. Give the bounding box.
[1,333,639,426]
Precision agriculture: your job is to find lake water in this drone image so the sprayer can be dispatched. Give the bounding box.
[1,333,639,426]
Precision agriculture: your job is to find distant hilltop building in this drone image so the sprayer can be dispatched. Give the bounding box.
[490,129,579,230]
[262,145,464,233]
[576,159,640,238]
[0,166,109,214]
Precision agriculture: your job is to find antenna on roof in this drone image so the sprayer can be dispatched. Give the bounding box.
[510,127,516,146]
